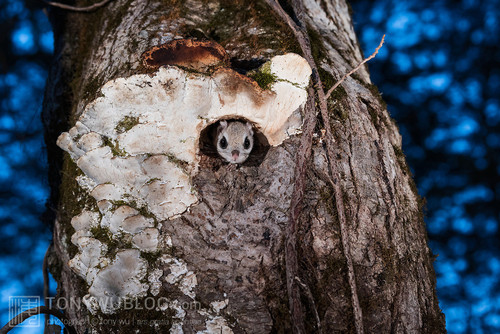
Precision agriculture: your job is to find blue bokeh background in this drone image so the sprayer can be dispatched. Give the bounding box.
[351,0,500,332]
[0,0,499,332]
[0,0,55,332]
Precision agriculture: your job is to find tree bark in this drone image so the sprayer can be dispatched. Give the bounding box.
[42,0,446,333]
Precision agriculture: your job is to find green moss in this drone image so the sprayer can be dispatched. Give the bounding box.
[329,81,348,101]
[82,75,105,101]
[165,153,189,170]
[358,285,383,317]
[367,104,379,125]
[341,189,350,220]
[68,0,138,106]
[392,144,428,229]
[89,223,136,258]
[318,67,350,123]
[248,62,278,90]
[103,136,127,157]
[333,106,349,122]
[109,199,157,222]
[115,116,140,134]
[58,156,99,258]
[68,12,104,105]
[146,178,160,185]
[316,255,354,331]
[252,71,278,90]
[317,67,334,92]
[140,250,162,264]
[392,145,415,186]
[308,25,328,63]
[225,313,238,327]
[201,1,242,42]
[364,97,389,129]
[364,82,387,110]
[90,226,120,254]
[350,72,363,83]
[422,310,447,334]
[137,205,157,221]
[354,246,400,321]
[321,256,348,284]
[90,226,110,240]
[378,245,399,284]
[110,198,134,207]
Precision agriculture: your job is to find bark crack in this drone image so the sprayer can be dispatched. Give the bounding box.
[374,139,396,245]
[347,132,362,232]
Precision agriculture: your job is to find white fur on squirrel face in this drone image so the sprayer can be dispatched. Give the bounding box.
[216,121,254,164]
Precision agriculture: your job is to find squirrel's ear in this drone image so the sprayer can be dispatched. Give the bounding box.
[246,122,254,135]
[217,120,227,133]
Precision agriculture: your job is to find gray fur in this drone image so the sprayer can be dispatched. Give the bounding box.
[216,120,254,164]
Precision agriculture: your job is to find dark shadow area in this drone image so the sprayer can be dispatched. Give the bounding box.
[230,58,267,75]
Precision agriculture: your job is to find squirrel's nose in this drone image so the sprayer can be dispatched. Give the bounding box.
[231,150,239,160]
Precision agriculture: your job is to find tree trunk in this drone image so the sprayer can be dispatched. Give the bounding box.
[42,0,446,333]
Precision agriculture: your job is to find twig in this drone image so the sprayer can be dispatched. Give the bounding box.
[325,35,385,100]
[0,306,76,334]
[41,0,114,12]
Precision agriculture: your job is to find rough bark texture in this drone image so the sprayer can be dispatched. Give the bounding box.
[42,0,446,333]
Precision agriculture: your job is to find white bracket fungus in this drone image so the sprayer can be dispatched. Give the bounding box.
[57,39,311,314]
[86,249,148,314]
[57,52,310,219]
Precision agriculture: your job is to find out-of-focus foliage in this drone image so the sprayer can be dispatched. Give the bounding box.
[350,0,500,332]
[0,0,53,331]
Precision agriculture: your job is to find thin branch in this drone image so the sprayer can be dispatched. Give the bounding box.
[41,0,114,12]
[0,306,76,334]
[326,35,385,100]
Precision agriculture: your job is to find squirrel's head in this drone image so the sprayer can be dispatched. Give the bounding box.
[216,120,254,164]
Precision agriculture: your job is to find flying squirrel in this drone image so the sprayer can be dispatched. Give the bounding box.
[216,120,254,164]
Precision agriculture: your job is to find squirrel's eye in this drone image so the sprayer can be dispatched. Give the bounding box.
[219,136,228,149]
[244,137,250,150]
